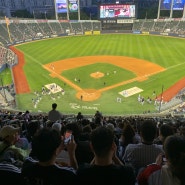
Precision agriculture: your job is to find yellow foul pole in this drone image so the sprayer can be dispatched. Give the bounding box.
[5,16,12,43]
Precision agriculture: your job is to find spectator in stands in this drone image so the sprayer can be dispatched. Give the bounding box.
[75,124,94,166]
[76,126,136,185]
[76,112,84,122]
[105,122,119,148]
[63,122,82,142]
[14,133,30,151]
[22,127,78,185]
[48,103,63,123]
[118,123,141,159]
[55,122,82,166]
[123,119,163,175]
[22,110,30,123]
[26,120,41,143]
[3,119,30,151]
[61,122,93,165]
[153,123,174,145]
[52,121,62,134]
[0,125,29,167]
[94,110,103,125]
[137,135,185,185]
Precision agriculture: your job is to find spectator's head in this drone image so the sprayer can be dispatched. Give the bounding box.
[0,125,20,144]
[52,103,57,110]
[106,123,115,132]
[159,124,174,144]
[122,124,135,146]
[27,120,41,142]
[82,124,92,134]
[164,135,185,183]
[140,120,157,143]
[52,122,62,133]
[31,128,62,162]
[90,126,115,158]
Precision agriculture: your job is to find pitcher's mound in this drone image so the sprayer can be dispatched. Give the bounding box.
[90,72,104,79]
[76,89,101,101]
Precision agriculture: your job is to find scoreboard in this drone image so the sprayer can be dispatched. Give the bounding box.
[99,4,136,19]
[99,4,136,31]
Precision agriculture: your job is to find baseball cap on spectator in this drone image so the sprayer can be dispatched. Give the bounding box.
[0,125,20,139]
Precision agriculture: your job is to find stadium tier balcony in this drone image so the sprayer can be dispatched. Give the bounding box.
[48,22,65,35]
[153,21,166,32]
[162,21,179,33]
[92,22,101,31]
[8,23,25,42]
[176,21,185,34]
[81,22,93,31]
[141,19,155,31]
[59,22,71,34]
[26,22,43,38]
[132,20,144,31]
[17,23,34,40]
[0,24,11,45]
[70,22,83,34]
[0,19,184,46]
[0,36,9,46]
[37,22,53,36]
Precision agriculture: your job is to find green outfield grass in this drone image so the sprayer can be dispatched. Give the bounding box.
[14,34,185,115]
[0,68,12,85]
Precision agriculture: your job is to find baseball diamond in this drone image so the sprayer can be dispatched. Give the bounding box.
[8,34,185,115]
[43,56,165,101]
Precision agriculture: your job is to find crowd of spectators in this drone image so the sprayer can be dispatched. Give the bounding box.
[0,21,102,46]
[0,46,17,67]
[0,18,184,46]
[0,104,185,185]
[132,19,185,35]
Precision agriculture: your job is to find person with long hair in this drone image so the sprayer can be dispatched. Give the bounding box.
[118,123,140,159]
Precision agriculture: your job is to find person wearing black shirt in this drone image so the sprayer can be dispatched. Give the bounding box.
[77,126,136,185]
[22,128,78,185]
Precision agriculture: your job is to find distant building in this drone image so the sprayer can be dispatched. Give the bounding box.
[0,0,54,17]
[0,0,93,16]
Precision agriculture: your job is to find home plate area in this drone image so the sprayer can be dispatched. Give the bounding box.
[45,83,63,94]
[119,87,143,97]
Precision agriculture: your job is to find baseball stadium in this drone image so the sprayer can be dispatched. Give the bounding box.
[1,1,185,183]
[0,2,185,118]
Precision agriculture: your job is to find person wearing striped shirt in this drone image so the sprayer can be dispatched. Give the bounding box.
[123,119,164,176]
